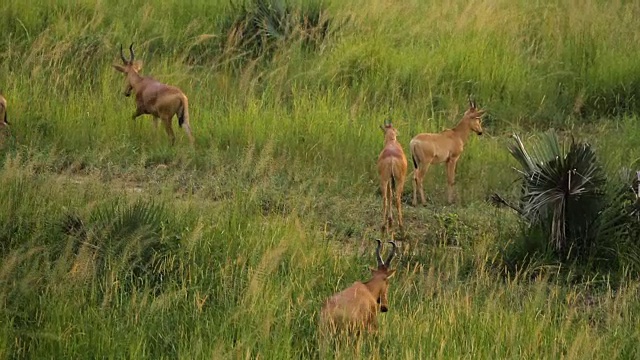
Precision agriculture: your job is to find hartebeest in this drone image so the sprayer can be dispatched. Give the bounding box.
[377,120,408,233]
[112,44,194,145]
[320,240,397,334]
[0,92,8,128]
[410,97,485,205]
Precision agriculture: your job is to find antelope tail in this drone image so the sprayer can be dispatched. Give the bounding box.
[177,95,189,128]
[390,158,399,189]
[410,142,419,169]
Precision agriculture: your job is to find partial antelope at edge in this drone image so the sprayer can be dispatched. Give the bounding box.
[320,240,397,334]
[410,97,485,205]
[0,91,8,128]
[0,92,9,144]
[112,43,194,146]
[377,120,408,234]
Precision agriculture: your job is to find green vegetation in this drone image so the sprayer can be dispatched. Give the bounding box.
[500,130,640,274]
[1,0,640,358]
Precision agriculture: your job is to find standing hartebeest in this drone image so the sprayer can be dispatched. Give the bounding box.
[410,97,485,205]
[320,240,398,334]
[112,43,194,145]
[0,92,8,128]
[0,92,9,144]
[377,120,408,234]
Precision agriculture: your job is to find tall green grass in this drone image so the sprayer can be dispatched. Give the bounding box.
[2,0,640,358]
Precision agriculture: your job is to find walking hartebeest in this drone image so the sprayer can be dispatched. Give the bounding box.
[377,120,408,233]
[320,240,398,334]
[112,44,194,145]
[410,97,485,205]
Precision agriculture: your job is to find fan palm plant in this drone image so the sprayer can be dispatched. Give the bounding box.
[221,0,332,65]
[508,130,607,258]
[494,130,640,276]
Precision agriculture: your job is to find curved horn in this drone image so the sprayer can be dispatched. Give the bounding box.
[385,241,397,266]
[468,95,475,109]
[375,239,384,267]
[119,44,127,63]
[129,43,135,62]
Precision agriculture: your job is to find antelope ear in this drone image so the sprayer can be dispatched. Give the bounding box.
[112,64,126,73]
[132,60,143,72]
[386,269,396,278]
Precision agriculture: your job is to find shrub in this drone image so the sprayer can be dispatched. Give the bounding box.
[188,0,333,69]
[496,130,640,275]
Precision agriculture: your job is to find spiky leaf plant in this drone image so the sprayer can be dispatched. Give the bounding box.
[508,130,607,259]
[217,0,332,67]
[495,132,640,276]
[594,168,640,275]
[58,200,182,293]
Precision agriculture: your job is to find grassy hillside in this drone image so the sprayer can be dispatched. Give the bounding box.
[1,0,640,358]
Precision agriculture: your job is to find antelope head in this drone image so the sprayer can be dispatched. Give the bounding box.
[379,119,399,144]
[112,43,143,97]
[464,96,485,136]
[371,239,397,313]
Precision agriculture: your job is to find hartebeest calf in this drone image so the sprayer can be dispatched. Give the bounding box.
[112,44,194,145]
[410,97,485,205]
[377,120,408,233]
[320,240,397,334]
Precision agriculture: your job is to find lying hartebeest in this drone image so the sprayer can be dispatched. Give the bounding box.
[112,44,194,145]
[410,97,485,205]
[320,240,397,334]
[377,120,408,233]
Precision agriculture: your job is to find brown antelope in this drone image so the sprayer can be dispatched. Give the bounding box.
[320,240,397,334]
[377,120,408,233]
[112,44,194,145]
[410,97,485,205]
[0,92,9,144]
[0,92,8,128]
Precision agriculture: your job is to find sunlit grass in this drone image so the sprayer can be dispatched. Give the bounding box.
[1,0,640,358]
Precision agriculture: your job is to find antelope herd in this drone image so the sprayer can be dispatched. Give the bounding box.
[320,98,485,335]
[0,44,488,337]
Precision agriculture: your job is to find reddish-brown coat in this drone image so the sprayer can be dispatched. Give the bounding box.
[113,44,194,146]
[0,92,7,128]
[410,98,485,204]
[377,122,408,234]
[320,240,397,334]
